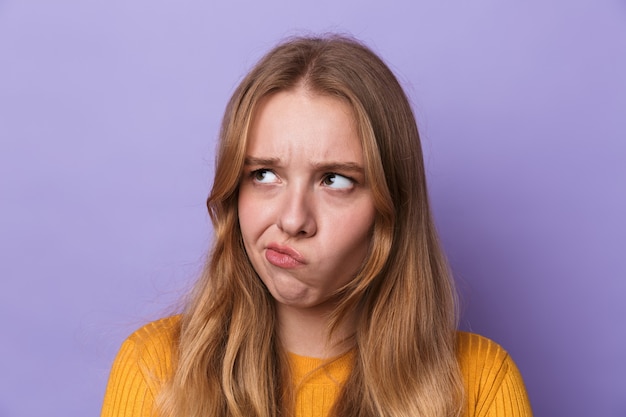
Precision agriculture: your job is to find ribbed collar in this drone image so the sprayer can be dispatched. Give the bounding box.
[288,349,355,386]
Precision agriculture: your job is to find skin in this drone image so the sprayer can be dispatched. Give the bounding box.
[238,87,376,357]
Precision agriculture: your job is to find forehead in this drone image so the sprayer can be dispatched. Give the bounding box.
[246,89,362,163]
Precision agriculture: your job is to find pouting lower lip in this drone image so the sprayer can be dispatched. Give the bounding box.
[266,244,305,263]
[265,246,305,268]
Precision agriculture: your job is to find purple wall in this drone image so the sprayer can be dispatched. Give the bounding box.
[1,1,624,416]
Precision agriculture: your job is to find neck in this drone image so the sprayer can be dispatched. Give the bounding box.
[276,302,356,358]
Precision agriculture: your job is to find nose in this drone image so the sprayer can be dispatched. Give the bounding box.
[276,185,317,237]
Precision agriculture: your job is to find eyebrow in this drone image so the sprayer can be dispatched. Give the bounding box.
[244,157,364,173]
[310,161,364,174]
[244,157,281,167]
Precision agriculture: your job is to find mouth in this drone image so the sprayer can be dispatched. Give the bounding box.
[265,244,305,268]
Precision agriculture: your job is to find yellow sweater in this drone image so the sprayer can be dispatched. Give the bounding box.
[101,317,532,417]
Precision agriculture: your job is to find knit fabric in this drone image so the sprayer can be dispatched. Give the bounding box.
[101,317,532,417]
[288,350,354,417]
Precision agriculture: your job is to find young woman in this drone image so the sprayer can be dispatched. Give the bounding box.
[101,35,532,417]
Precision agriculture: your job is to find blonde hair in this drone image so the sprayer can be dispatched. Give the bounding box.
[157,34,463,417]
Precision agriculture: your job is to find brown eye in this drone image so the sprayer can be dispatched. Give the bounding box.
[252,169,278,183]
[322,173,353,189]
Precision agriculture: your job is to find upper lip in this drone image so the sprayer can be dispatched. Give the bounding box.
[266,243,306,264]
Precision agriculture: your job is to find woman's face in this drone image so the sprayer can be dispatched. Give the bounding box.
[238,88,376,313]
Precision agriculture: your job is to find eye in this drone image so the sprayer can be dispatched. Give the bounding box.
[322,173,354,190]
[251,169,278,184]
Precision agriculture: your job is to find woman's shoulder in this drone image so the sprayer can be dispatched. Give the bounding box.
[101,316,182,416]
[125,315,181,348]
[456,331,509,367]
[456,332,533,416]
[114,315,181,377]
[456,331,518,386]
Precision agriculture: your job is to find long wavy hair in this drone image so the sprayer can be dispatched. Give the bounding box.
[157,34,463,417]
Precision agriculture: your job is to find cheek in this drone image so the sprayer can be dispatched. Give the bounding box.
[237,195,259,271]
[238,188,272,241]
[335,207,376,254]
[237,191,254,241]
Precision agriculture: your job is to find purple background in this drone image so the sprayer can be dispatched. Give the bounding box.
[1,1,625,416]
